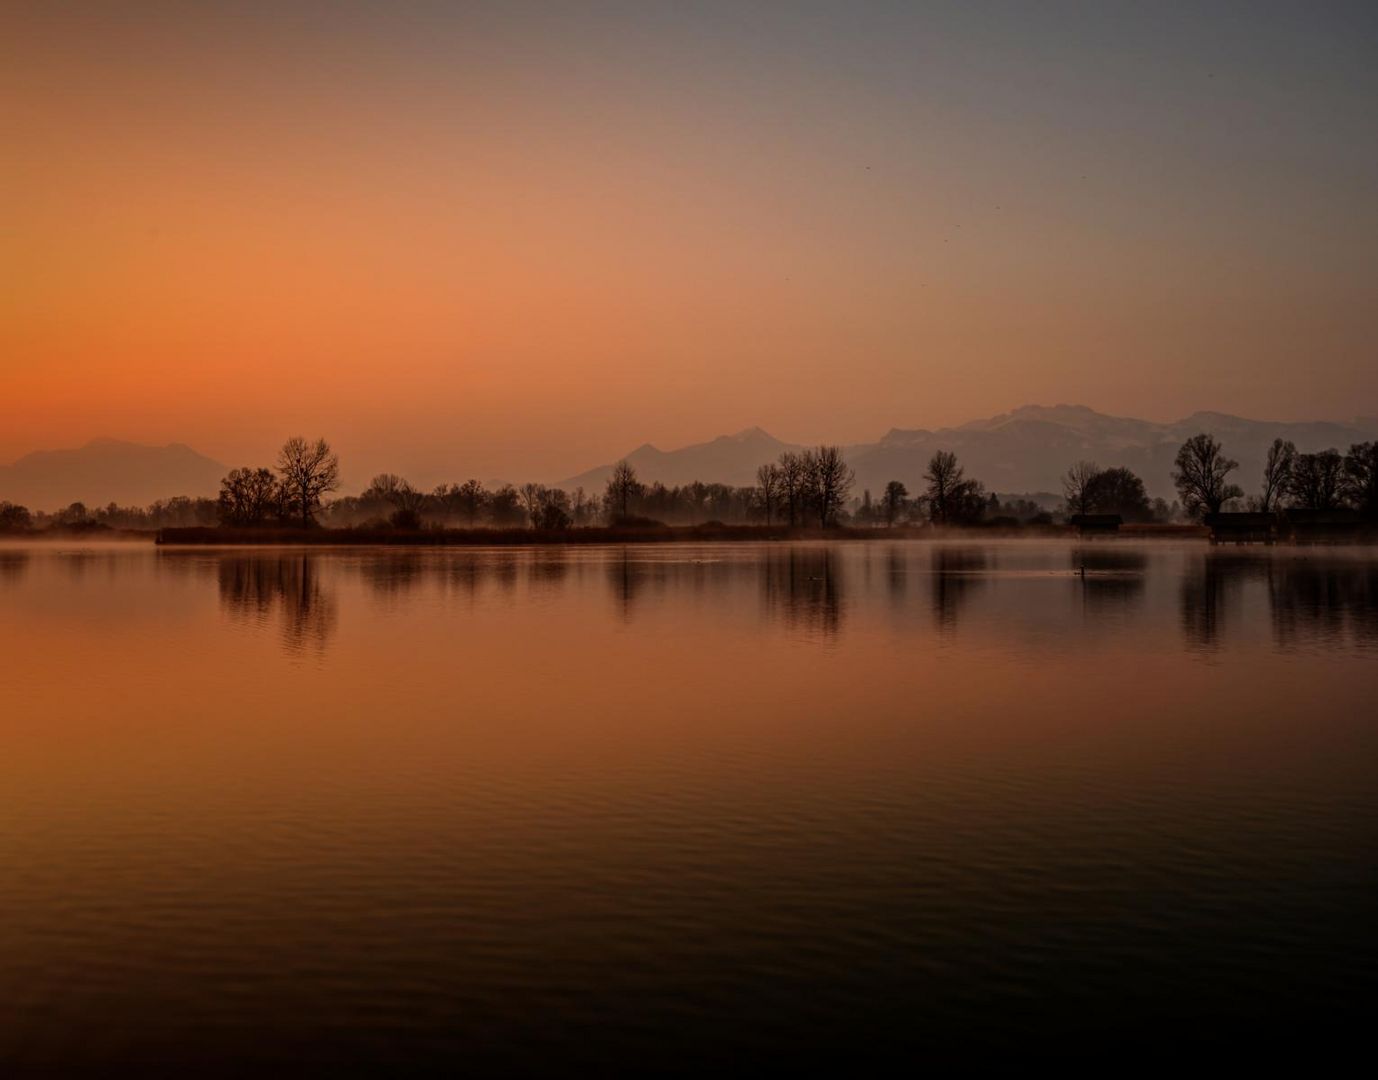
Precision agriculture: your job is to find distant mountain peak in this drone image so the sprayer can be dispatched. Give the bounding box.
[717,426,779,444]
[75,436,200,455]
[1012,403,1098,416]
[1,438,227,511]
[1179,409,1247,425]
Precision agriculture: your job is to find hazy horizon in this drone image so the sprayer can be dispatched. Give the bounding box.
[4,399,1377,515]
[6,2,1377,481]
[4,400,1377,498]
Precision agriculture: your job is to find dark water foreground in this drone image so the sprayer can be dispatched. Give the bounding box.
[1,541,1375,1071]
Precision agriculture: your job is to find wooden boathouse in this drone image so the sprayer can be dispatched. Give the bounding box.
[1204,512,1276,545]
[1069,514,1123,537]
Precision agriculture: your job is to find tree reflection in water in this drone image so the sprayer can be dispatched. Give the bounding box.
[1180,552,1378,651]
[930,546,987,632]
[190,544,1378,659]
[759,546,842,638]
[1268,556,1378,648]
[1070,547,1147,613]
[218,555,338,657]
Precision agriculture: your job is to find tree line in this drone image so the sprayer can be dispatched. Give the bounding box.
[5,431,1373,537]
[1169,433,1378,518]
[0,495,220,533]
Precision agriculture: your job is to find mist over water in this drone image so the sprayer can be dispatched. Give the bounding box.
[2,541,1375,1069]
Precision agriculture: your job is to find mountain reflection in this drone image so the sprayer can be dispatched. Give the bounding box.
[218,555,338,656]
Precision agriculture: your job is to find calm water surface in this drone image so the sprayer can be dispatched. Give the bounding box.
[2,540,1375,1070]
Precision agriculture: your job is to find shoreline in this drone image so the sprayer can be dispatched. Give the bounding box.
[148,523,1210,546]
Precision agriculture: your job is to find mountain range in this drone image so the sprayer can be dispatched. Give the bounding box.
[5,406,1377,511]
[560,405,1378,501]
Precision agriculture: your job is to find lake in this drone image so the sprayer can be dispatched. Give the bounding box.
[1,540,1375,1070]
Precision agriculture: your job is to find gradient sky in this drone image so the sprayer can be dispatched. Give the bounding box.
[4,1,1377,483]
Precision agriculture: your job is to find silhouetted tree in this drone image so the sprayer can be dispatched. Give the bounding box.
[756,462,782,526]
[1342,441,1378,514]
[807,445,854,527]
[535,487,572,530]
[881,480,909,527]
[923,450,985,525]
[1086,466,1152,522]
[1287,448,1345,510]
[604,460,643,521]
[454,479,490,525]
[488,484,526,527]
[58,502,91,526]
[1062,460,1100,517]
[277,436,340,527]
[570,486,596,526]
[1256,435,1295,512]
[361,473,425,525]
[778,451,807,527]
[0,502,32,532]
[431,483,463,523]
[366,473,407,502]
[518,482,546,527]
[218,467,281,526]
[1172,434,1242,519]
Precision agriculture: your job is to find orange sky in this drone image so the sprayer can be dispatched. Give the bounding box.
[4,2,1376,483]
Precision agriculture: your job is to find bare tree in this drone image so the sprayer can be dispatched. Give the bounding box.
[218,467,281,526]
[919,451,987,525]
[277,436,340,528]
[777,451,807,527]
[570,486,594,526]
[1287,449,1345,510]
[881,480,909,527]
[806,445,854,527]
[1342,441,1378,514]
[924,450,962,524]
[367,473,424,513]
[366,473,407,501]
[755,463,782,525]
[519,482,546,527]
[604,460,642,521]
[431,483,463,523]
[394,483,427,520]
[535,487,573,530]
[488,484,525,526]
[1171,434,1242,519]
[1062,460,1100,517]
[455,479,489,525]
[1257,438,1297,512]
